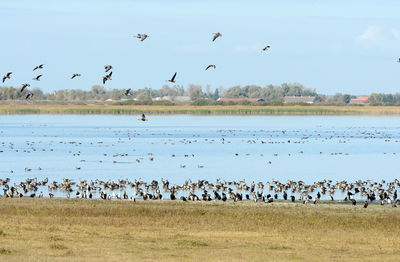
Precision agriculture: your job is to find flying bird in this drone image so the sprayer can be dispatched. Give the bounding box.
[205,64,216,70]
[168,72,177,83]
[124,88,131,96]
[2,72,12,83]
[103,71,112,84]
[33,64,44,71]
[262,45,271,52]
[398,58,400,63]
[135,34,149,41]
[212,32,222,42]
[33,75,42,81]
[25,92,34,100]
[71,74,81,79]
[104,65,113,72]
[20,83,30,92]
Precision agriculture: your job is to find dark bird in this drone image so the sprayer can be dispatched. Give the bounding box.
[205,64,216,70]
[2,72,12,83]
[363,201,368,208]
[135,33,149,41]
[25,92,34,100]
[212,32,222,41]
[124,88,131,96]
[33,64,44,71]
[71,73,81,79]
[104,65,113,72]
[262,45,271,52]
[20,83,30,93]
[33,75,42,81]
[140,113,147,121]
[168,72,177,83]
[103,71,112,84]
[398,58,400,63]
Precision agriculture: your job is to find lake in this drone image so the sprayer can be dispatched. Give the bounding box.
[0,115,399,199]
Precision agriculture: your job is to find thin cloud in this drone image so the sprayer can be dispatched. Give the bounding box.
[355,26,400,51]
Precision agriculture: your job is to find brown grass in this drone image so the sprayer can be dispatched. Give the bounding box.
[1,104,400,115]
[0,198,399,261]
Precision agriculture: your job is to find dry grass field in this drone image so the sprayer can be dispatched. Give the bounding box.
[0,198,399,261]
[1,104,400,115]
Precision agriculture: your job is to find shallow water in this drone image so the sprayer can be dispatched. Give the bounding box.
[1,115,399,188]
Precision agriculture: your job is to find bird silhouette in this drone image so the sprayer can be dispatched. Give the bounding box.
[25,92,34,100]
[262,45,271,52]
[140,113,147,121]
[212,32,222,41]
[205,65,216,70]
[104,65,113,73]
[124,88,131,96]
[135,34,149,41]
[168,72,177,83]
[2,72,12,83]
[33,75,42,81]
[103,71,112,84]
[33,64,44,71]
[71,74,81,79]
[20,83,30,92]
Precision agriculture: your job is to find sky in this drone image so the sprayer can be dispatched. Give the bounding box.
[0,0,400,95]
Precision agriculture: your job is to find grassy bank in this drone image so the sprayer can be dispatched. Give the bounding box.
[1,104,400,115]
[0,199,399,261]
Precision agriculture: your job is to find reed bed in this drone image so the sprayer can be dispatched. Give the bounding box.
[1,104,400,115]
[0,198,399,261]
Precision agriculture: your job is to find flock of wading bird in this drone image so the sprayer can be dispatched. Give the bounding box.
[1,177,400,208]
[1,32,272,100]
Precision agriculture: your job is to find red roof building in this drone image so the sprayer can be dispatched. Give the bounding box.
[350,96,369,104]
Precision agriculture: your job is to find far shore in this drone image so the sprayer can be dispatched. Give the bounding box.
[1,104,400,115]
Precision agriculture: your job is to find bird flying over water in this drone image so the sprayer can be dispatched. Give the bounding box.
[212,32,222,42]
[135,34,149,41]
[71,74,81,79]
[262,45,271,52]
[104,65,113,73]
[33,64,44,71]
[124,88,131,96]
[20,83,30,92]
[33,75,42,81]
[167,72,177,83]
[205,64,216,70]
[2,72,12,83]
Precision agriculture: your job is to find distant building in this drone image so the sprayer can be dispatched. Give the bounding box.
[350,96,369,104]
[162,96,191,104]
[283,96,315,104]
[217,98,265,102]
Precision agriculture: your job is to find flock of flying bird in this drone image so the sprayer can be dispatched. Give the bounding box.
[1,32,271,99]
[1,177,400,208]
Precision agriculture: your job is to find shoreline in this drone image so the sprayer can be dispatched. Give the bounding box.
[1,104,400,115]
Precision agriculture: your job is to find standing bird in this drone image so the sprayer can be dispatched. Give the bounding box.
[135,34,149,41]
[33,64,44,71]
[167,72,177,83]
[205,64,216,70]
[140,113,147,121]
[212,32,222,42]
[103,71,112,84]
[104,65,113,73]
[124,88,131,96]
[20,83,30,92]
[262,45,271,52]
[25,92,34,100]
[363,201,368,208]
[71,73,81,79]
[33,75,42,81]
[2,72,12,83]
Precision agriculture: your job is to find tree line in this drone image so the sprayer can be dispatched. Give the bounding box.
[0,83,399,105]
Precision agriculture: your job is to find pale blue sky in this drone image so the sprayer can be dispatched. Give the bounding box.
[1,0,400,95]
